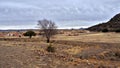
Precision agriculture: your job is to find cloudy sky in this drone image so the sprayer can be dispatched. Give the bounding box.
[0,0,120,29]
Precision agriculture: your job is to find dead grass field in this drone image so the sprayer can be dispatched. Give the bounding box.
[0,31,120,68]
[56,32,120,43]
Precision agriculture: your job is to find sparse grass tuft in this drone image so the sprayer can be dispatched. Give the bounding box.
[46,44,55,52]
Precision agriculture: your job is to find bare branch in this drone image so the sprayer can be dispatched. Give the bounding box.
[38,19,57,43]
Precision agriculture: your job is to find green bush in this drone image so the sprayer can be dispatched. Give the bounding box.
[46,44,55,52]
[115,29,120,33]
[102,29,109,32]
[23,30,36,38]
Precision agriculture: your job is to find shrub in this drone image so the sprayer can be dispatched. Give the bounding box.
[46,44,55,52]
[102,29,109,32]
[115,29,120,33]
[23,30,36,38]
[115,51,120,58]
[98,65,106,68]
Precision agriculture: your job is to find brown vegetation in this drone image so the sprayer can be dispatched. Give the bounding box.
[38,19,57,43]
[0,30,120,68]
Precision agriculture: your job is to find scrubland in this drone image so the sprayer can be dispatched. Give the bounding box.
[0,30,120,68]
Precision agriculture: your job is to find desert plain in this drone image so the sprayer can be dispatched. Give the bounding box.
[0,30,120,68]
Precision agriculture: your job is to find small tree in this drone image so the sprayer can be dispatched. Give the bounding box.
[23,30,36,38]
[38,19,57,43]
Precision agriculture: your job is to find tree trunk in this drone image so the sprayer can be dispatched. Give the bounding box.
[47,38,50,43]
[29,36,32,39]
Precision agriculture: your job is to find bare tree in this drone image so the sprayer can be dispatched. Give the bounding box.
[38,19,57,43]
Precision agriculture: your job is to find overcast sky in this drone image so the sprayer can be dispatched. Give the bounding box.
[0,0,120,29]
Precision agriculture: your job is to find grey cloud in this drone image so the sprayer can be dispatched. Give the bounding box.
[0,0,120,29]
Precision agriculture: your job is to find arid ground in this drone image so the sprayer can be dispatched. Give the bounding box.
[0,31,120,68]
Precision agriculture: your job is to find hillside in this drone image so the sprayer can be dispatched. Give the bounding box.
[87,13,120,31]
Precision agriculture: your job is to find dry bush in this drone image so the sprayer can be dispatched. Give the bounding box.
[68,34,72,36]
[58,31,64,34]
[97,49,120,61]
[73,33,79,36]
[0,38,42,42]
[98,65,117,68]
[105,50,120,61]
[46,44,55,52]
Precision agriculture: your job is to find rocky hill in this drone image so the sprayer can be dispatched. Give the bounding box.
[87,13,120,32]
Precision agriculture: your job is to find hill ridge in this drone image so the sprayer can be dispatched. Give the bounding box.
[87,13,120,31]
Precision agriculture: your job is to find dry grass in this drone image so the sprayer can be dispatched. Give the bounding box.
[55,32,120,43]
[0,31,120,68]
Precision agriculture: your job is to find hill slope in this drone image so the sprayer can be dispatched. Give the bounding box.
[87,13,120,31]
